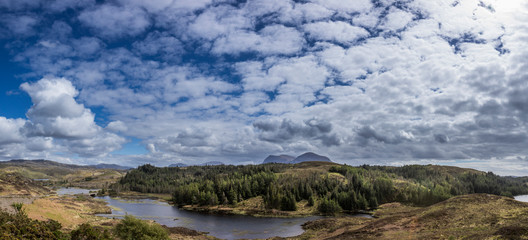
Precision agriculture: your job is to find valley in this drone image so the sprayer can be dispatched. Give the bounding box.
[1,159,528,239]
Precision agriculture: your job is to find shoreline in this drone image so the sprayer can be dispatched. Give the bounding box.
[108,190,374,219]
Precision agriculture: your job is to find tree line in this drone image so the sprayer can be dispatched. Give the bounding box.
[110,163,528,214]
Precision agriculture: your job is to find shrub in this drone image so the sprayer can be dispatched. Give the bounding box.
[70,223,112,240]
[0,210,66,239]
[11,202,24,215]
[114,215,169,240]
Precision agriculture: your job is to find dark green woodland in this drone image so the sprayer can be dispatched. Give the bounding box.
[109,162,528,214]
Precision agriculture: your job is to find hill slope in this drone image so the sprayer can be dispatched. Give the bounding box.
[0,172,51,196]
[0,159,126,188]
[111,162,528,216]
[299,194,528,239]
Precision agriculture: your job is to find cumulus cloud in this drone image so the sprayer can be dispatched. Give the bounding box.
[212,25,304,55]
[380,7,415,31]
[304,21,370,44]
[254,118,341,147]
[46,0,95,12]
[21,78,98,138]
[1,14,38,37]
[314,0,372,13]
[18,78,125,157]
[78,4,150,38]
[0,117,25,144]
[1,0,528,173]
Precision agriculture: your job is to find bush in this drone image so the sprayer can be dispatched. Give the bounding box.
[114,215,169,240]
[70,223,112,240]
[0,210,67,239]
[11,202,24,215]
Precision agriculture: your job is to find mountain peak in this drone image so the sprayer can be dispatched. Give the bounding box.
[292,152,331,163]
[262,152,331,164]
[263,155,295,164]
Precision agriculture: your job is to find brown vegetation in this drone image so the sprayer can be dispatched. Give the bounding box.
[292,194,528,240]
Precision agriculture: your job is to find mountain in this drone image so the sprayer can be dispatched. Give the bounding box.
[292,152,331,163]
[201,161,224,166]
[262,152,332,164]
[169,163,188,167]
[0,159,126,189]
[88,163,132,170]
[168,162,223,167]
[0,159,85,169]
[262,155,295,164]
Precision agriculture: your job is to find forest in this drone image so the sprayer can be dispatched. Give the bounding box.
[109,162,528,214]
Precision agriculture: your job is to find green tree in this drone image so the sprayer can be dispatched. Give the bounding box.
[114,215,169,240]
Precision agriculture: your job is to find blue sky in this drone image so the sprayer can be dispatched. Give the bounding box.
[1,0,528,175]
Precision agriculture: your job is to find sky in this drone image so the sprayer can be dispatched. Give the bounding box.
[0,0,527,175]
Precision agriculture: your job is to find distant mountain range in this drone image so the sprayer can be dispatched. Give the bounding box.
[168,161,225,168]
[262,152,332,164]
[201,161,224,166]
[168,163,188,167]
[0,159,132,171]
[87,163,132,170]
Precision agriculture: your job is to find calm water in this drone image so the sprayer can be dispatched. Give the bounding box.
[56,187,98,195]
[514,195,528,202]
[95,196,322,240]
[56,188,370,239]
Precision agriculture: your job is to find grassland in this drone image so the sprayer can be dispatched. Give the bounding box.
[2,159,528,239]
[23,195,113,230]
[295,194,528,240]
[0,159,126,189]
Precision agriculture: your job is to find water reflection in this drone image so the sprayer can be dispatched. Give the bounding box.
[96,196,321,240]
[514,195,528,202]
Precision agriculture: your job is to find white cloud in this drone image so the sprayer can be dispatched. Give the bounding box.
[19,78,125,157]
[0,117,25,144]
[2,0,528,175]
[133,31,184,59]
[278,2,333,24]
[314,0,372,13]
[106,121,128,133]
[380,7,414,31]
[46,0,95,12]
[20,78,97,139]
[304,21,370,44]
[78,4,151,38]
[188,6,251,40]
[0,0,41,10]
[212,25,304,55]
[2,15,38,36]
[117,0,174,13]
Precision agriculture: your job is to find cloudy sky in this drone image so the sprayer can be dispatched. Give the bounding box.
[0,0,527,175]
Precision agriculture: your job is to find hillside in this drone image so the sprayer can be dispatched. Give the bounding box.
[110,162,528,216]
[0,172,51,196]
[298,194,528,239]
[0,159,126,189]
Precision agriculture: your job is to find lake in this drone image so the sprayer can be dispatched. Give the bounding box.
[56,187,98,195]
[57,187,370,239]
[514,195,528,202]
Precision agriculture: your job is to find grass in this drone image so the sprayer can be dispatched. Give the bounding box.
[23,196,113,230]
[292,194,528,240]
